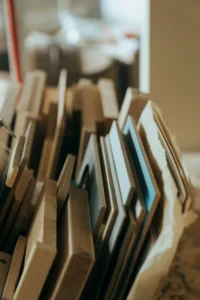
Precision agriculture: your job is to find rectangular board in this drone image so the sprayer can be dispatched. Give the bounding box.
[82,135,126,300]
[57,154,76,215]
[115,115,160,299]
[118,88,148,130]
[109,121,135,206]
[14,179,57,300]
[2,236,26,300]
[76,134,107,240]
[95,137,118,252]
[43,185,95,300]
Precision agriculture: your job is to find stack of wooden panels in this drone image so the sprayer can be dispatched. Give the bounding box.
[0,69,195,300]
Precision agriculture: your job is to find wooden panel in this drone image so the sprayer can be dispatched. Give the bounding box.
[83,135,126,300]
[6,135,25,188]
[57,154,76,215]
[0,252,11,298]
[2,236,26,300]
[46,69,67,179]
[76,134,107,239]
[118,88,148,130]
[0,168,33,249]
[0,158,27,230]
[4,177,36,253]
[14,179,57,300]
[98,78,119,132]
[44,186,95,300]
[109,121,135,206]
[37,102,57,181]
[23,120,37,167]
[115,115,160,299]
[95,137,118,252]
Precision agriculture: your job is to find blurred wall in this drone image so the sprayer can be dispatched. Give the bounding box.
[140,0,200,151]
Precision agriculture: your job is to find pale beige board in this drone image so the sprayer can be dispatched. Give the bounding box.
[0,168,33,249]
[152,103,194,211]
[37,102,57,181]
[0,252,11,298]
[4,178,36,253]
[14,179,57,300]
[105,210,136,300]
[109,121,135,206]
[45,185,95,300]
[22,120,37,167]
[6,136,25,188]
[0,81,20,125]
[2,236,26,300]
[118,88,148,130]
[98,78,119,132]
[46,69,67,179]
[75,82,104,179]
[13,110,38,149]
[0,81,20,145]
[76,134,107,239]
[27,70,46,117]
[57,154,76,215]
[0,158,27,229]
[75,127,95,180]
[95,137,118,251]
[17,72,36,111]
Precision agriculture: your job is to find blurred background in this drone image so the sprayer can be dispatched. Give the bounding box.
[1,0,200,152]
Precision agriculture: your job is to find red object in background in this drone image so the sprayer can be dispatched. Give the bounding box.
[124,31,139,39]
[6,0,22,83]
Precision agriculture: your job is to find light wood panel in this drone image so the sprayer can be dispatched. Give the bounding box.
[14,179,57,300]
[44,185,95,300]
[2,236,26,300]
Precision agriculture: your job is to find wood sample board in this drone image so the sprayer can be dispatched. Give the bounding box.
[76,134,107,239]
[57,154,76,215]
[109,121,135,206]
[2,236,26,300]
[115,115,160,299]
[44,186,95,300]
[14,179,57,300]
[118,88,148,130]
[98,78,119,132]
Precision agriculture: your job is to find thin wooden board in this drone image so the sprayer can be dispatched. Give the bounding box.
[0,168,33,249]
[98,78,119,132]
[26,70,46,117]
[95,137,118,252]
[153,103,193,211]
[103,210,136,300]
[115,115,160,299]
[46,69,67,179]
[2,236,26,300]
[4,177,36,253]
[0,157,27,229]
[75,81,104,179]
[6,135,25,188]
[57,154,76,215]
[118,88,148,130]
[1,81,20,125]
[37,101,57,181]
[43,185,95,300]
[0,252,11,298]
[13,110,38,148]
[109,121,135,207]
[17,71,36,111]
[14,179,57,300]
[22,120,37,167]
[76,134,107,239]
[83,135,126,300]
[75,127,95,180]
